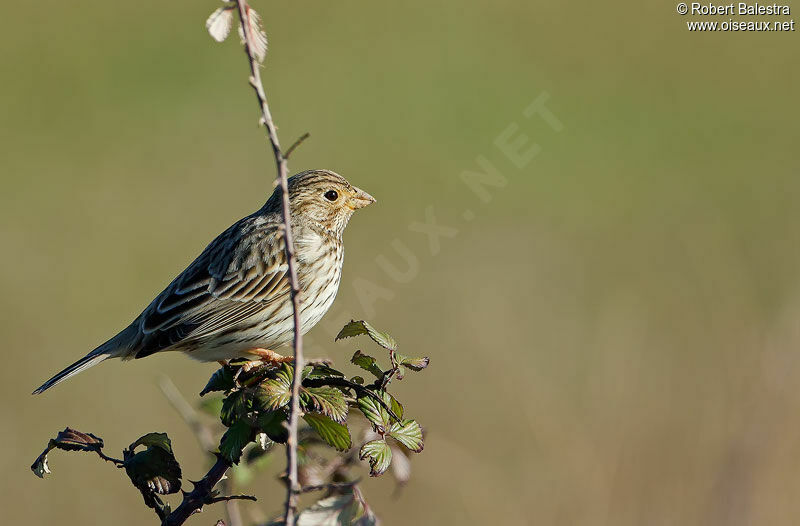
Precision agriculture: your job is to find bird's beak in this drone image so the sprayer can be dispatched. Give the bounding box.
[348,186,376,210]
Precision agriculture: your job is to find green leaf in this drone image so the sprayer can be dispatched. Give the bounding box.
[219,420,256,464]
[357,390,401,428]
[387,392,404,420]
[387,420,424,453]
[296,486,378,526]
[124,433,182,495]
[357,392,391,429]
[336,320,397,351]
[200,365,236,395]
[255,364,293,411]
[220,390,252,427]
[303,413,352,452]
[128,432,174,454]
[305,364,345,379]
[258,410,288,444]
[30,428,105,478]
[395,353,430,372]
[302,386,348,422]
[359,440,392,477]
[350,350,383,379]
[351,376,365,385]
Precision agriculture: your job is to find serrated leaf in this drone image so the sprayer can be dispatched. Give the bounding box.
[221,390,253,427]
[305,364,345,379]
[297,486,378,526]
[360,440,392,477]
[53,428,104,452]
[387,420,423,453]
[219,420,256,464]
[396,353,430,372]
[302,386,348,422]
[200,365,236,395]
[30,428,105,479]
[129,432,173,454]
[336,320,397,351]
[350,350,383,379]
[124,434,182,495]
[206,5,236,42]
[387,392,404,420]
[303,413,353,451]
[357,392,391,429]
[303,413,352,452]
[357,389,401,429]
[255,364,293,411]
[258,410,288,444]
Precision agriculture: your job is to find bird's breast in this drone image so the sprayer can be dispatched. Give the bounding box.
[296,235,343,332]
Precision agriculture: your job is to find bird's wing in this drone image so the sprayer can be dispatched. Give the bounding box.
[134,222,290,357]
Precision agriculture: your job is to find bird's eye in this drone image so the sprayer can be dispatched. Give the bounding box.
[324,190,339,201]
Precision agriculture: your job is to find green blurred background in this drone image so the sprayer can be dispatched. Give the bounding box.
[3,1,800,524]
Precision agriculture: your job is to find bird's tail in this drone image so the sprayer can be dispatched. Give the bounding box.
[33,347,111,395]
[33,323,137,394]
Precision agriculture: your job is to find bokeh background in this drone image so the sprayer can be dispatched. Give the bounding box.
[3,1,800,524]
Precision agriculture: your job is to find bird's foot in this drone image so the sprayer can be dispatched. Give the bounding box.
[249,350,331,367]
[246,348,294,365]
[230,350,330,386]
[230,349,292,386]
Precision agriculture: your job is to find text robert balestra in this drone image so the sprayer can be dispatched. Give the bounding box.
[689,3,791,15]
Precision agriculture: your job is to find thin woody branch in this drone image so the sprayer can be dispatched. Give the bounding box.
[97,450,126,467]
[284,132,311,160]
[162,455,233,526]
[233,2,305,525]
[159,376,244,526]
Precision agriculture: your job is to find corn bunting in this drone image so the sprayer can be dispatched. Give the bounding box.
[34,169,375,394]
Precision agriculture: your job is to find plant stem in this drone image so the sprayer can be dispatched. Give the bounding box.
[233,2,304,524]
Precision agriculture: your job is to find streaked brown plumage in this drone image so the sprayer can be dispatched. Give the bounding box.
[33,169,375,394]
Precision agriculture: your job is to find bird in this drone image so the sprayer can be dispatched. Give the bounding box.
[33,169,375,394]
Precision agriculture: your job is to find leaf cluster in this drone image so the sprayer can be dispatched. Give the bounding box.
[30,320,429,525]
[203,320,429,481]
[31,428,183,520]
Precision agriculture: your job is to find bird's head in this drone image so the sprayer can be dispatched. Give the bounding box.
[266,169,375,237]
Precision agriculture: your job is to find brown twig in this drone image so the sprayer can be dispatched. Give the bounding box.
[233,2,305,525]
[159,376,245,526]
[162,455,233,526]
[284,132,311,160]
[96,450,126,467]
